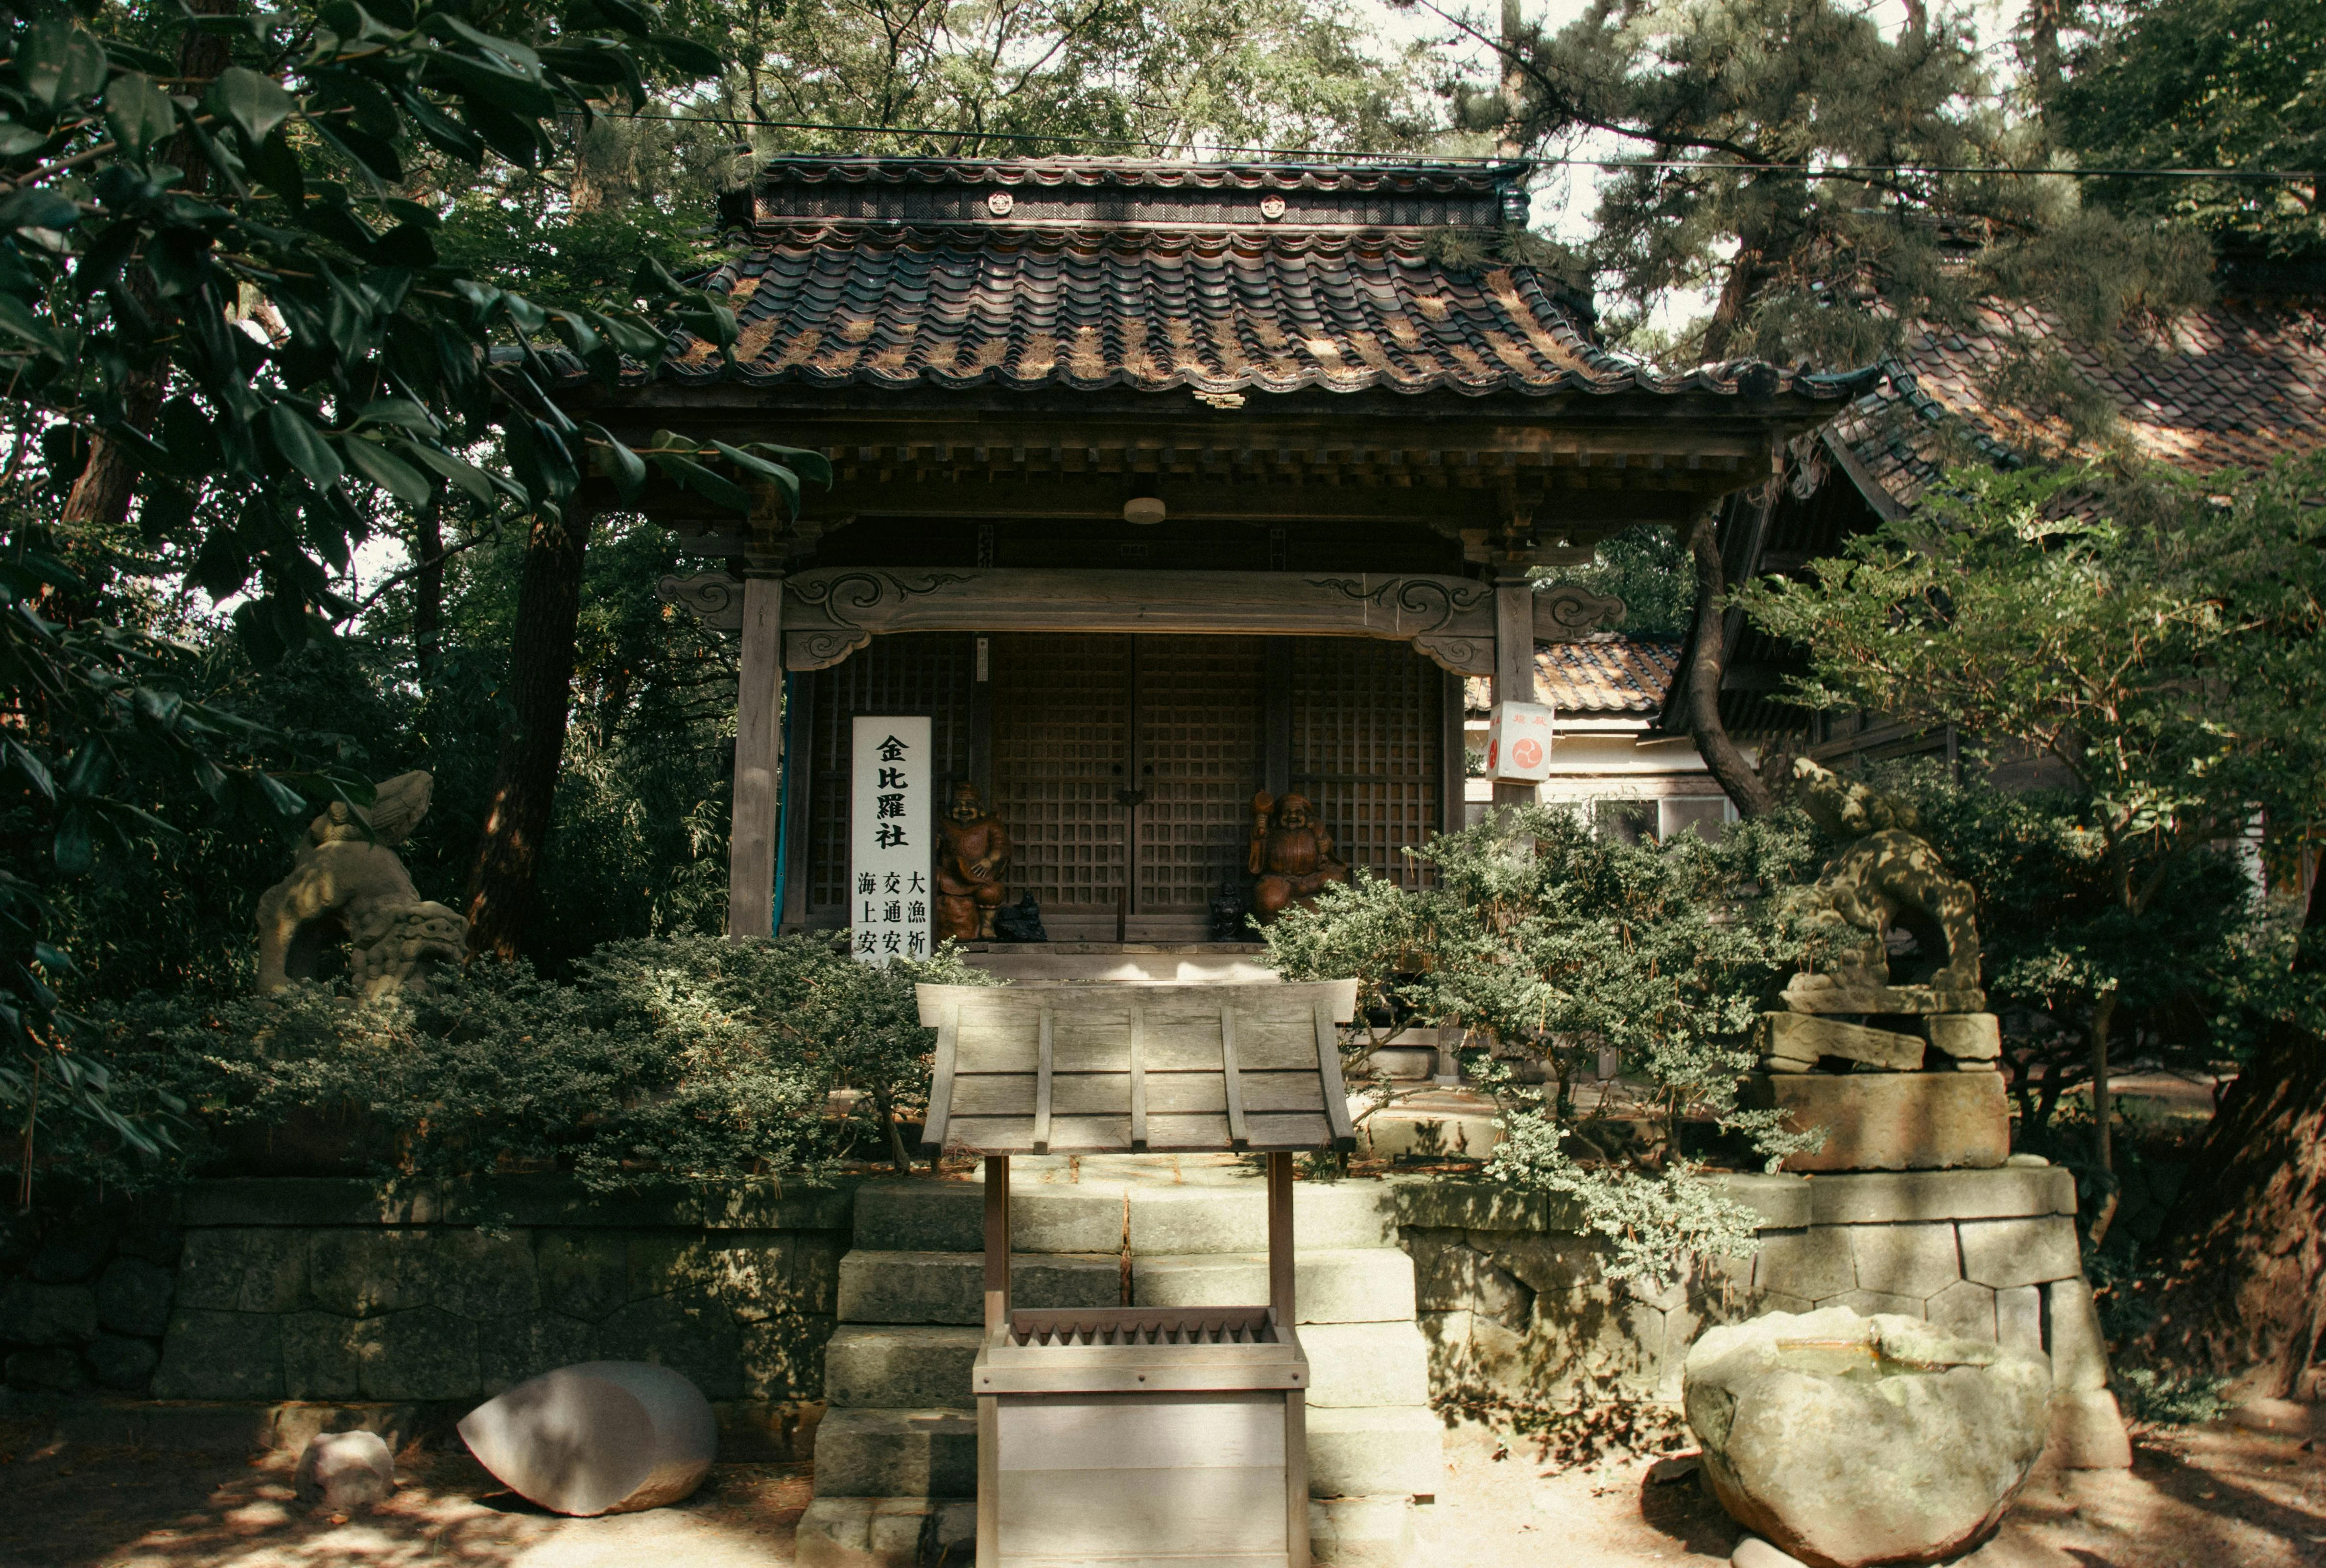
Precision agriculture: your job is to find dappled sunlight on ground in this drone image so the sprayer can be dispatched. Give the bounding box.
[6,1411,2326,1566]
[0,1427,807,1568]
[1417,1416,2326,1567]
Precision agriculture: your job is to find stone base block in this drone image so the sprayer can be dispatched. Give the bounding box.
[1925,1013,2002,1060]
[810,1407,978,1498]
[1758,1012,1924,1071]
[1299,1322,1433,1407]
[1134,1249,1417,1324]
[2048,1388,2133,1469]
[823,1326,981,1409]
[1748,1071,2009,1172]
[797,1497,974,1568]
[1306,1405,1444,1498]
[1781,983,1985,1015]
[1310,1495,1416,1568]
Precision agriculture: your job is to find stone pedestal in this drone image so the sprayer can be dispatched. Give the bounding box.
[1748,1071,2010,1172]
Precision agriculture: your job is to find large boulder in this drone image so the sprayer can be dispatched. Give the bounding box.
[457,1360,716,1516]
[1684,1307,2051,1568]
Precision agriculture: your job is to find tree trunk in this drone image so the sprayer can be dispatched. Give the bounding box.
[464,509,594,960]
[413,490,445,685]
[61,1,233,534]
[1684,509,1773,818]
[2141,1015,2326,1399]
[2089,989,2118,1172]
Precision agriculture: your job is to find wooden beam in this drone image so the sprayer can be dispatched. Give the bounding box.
[1220,1003,1249,1147]
[726,573,783,938]
[654,567,1622,676]
[1128,999,1148,1151]
[1033,1005,1055,1154]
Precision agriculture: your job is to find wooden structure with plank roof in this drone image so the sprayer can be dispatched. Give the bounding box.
[916,978,1359,1567]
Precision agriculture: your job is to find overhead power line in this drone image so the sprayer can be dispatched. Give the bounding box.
[594,108,2326,183]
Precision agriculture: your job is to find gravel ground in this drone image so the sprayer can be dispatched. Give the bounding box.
[4,1412,2324,1567]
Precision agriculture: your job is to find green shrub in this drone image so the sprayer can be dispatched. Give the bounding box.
[1263,805,1835,1287]
[36,935,993,1195]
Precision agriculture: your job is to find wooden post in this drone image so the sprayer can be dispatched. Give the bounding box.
[1268,1150,1307,1568]
[1266,1150,1295,1327]
[984,1154,1012,1337]
[1492,572,1535,808]
[979,1153,1008,1568]
[726,570,784,938]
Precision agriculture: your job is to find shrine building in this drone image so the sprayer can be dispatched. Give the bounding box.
[574,156,1871,943]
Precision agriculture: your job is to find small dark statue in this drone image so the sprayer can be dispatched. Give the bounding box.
[934,782,1012,940]
[1248,790,1349,922]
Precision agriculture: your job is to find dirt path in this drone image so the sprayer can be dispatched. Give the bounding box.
[6,1414,2325,1567]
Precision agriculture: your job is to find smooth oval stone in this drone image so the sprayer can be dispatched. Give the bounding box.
[294,1429,394,1511]
[457,1360,716,1516]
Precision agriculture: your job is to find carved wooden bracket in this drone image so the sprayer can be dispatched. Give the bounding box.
[654,568,1625,674]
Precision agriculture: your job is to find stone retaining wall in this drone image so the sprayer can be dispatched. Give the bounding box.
[1399,1162,2126,1463]
[0,1178,853,1431]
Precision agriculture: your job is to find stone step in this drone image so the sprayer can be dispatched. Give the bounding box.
[1310,1496,1417,1568]
[836,1251,1119,1326]
[1128,1182,1403,1254]
[1298,1321,1432,1408]
[812,1407,978,1498]
[1306,1405,1444,1499]
[824,1326,983,1409]
[797,1497,975,1568]
[1133,1249,1417,1324]
[852,1176,1405,1255]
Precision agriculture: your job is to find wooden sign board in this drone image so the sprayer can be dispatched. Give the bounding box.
[850,715,932,962]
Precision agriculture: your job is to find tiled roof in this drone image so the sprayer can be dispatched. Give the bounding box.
[1462,634,1680,717]
[1831,286,2326,506]
[665,157,1877,402]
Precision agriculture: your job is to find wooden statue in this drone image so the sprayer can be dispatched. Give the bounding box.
[1248,790,1349,922]
[935,782,1012,940]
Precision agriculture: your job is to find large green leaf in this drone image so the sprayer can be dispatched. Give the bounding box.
[267,404,343,490]
[104,73,177,156]
[209,67,296,142]
[0,188,80,234]
[586,422,647,501]
[20,19,110,110]
[340,434,432,505]
[399,439,505,504]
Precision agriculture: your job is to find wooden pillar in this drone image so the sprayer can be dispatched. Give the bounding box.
[1491,573,1536,808]
[1264,637,1293,796]
[970,633,994,801]
[779,668,815,933]
[727,570,784,939]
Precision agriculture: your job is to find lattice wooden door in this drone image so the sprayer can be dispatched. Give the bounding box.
[1290,639,1442,890]
[1136,636,1265,917]
[802,633,975,920]
[990,633,1132,936]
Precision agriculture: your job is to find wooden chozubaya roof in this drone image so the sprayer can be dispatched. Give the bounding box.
[916,980,1359,1156]
[664,156,1877,405]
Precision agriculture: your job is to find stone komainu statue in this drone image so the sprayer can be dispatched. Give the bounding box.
[256,771,469,995]
[1784,758,1982,1001]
